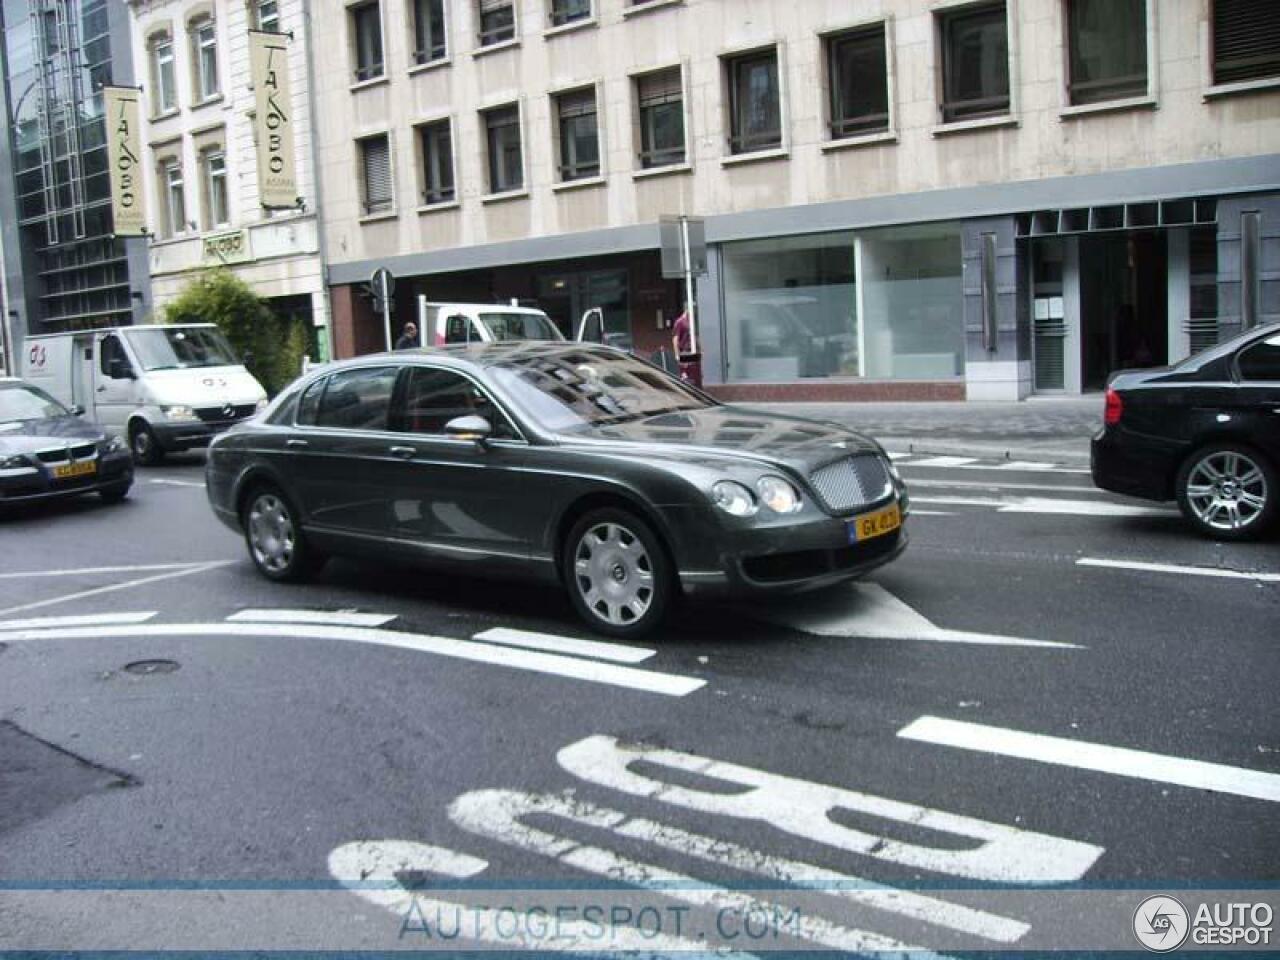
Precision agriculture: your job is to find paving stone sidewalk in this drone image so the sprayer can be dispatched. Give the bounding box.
[751,396,1103,466]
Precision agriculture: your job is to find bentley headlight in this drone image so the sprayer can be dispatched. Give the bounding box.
[756,475,802,514]
[162,405,198,422]
[711,480,757,517]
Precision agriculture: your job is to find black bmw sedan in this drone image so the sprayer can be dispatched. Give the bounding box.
[0,378,134,509]
[1091,322,1280,541]
[206,344,909,637]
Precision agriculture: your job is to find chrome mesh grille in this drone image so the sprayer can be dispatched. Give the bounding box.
[809,455,892,514]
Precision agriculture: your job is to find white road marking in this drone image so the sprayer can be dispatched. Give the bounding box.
[753,582,1083,649]
[227,609,398,627]
[886,450,912,461]
[0,621,704,697]
[0,561,234,618]
[474,626,655,664]
[906,509,955,516]
[328,839,748,954]
[909,456,979,467]
[898,716,1280,804]
[910,495,1173,517]
[993,461,1061,472]
[907,477,1101,494]
[1077,557,1280,583]
[147,478,205,488]
[558,735,1103,886]
[899,460,1091,476]
[450,789,934,955]
[0,562,211,580]
[0,612,158,631]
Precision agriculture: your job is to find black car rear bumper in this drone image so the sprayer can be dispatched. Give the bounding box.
[1090,427,1181,502]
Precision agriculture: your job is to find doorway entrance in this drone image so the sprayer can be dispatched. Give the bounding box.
[537,269,630,346]
[1079,232,1168,391]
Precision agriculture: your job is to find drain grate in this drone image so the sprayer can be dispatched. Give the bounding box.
[123,659,180,676]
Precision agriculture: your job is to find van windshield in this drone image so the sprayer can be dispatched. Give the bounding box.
[124,327,240,371]
[478,312,564,342]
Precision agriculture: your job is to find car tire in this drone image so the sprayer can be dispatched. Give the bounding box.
[562,508,673,639]
[241,484,323,582]
[99,482,131,504]
[1175,443,1277,541]
[129,422,164,466]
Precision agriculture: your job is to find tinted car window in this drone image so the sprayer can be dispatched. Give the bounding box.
[314,366,398,431]
[399,367,517,439]
[1238,335,1280,381]
[0,383,70,423]
[296,377,326,425]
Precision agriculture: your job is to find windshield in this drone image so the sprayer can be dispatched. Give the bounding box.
[489,348,712,432]
[0,383,70,424]
[478,312,565,342]
[124,326,240,371]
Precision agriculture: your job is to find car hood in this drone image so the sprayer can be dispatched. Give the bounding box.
[143,366,267,406]
[560,406,884,474]
[0,415,104,454]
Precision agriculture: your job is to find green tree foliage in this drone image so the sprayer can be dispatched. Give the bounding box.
[163,270,308,395]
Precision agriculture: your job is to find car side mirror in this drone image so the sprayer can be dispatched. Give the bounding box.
[444,414,492,446]
[70,404,85,417]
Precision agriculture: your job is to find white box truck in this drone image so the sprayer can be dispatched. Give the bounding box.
[23,324,267,465]
[417,300,567,345]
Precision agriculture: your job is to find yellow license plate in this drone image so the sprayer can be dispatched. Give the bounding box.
[849,502,901,543]
[54,461,97,479]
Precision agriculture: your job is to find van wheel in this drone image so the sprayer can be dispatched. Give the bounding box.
[129,422,164,466]
[563,508,673,639]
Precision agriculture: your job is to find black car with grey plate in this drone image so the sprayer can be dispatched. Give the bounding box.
[0,378,134,510]
[1091,322,1280,540]
[205,344,908,637]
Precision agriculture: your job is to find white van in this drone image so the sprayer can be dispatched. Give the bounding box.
[417,300,566,346]
[23,324,267,465]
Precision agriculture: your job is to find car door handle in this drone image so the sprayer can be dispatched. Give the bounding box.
[286,439,308,449]
[389,445,416,459]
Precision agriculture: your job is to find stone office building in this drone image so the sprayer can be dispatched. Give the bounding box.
[313,0,1279,400]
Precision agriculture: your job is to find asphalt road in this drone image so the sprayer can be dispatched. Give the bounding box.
[1,449,1276,953]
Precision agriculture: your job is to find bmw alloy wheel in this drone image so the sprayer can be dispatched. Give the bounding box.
[1182,448,1271,536]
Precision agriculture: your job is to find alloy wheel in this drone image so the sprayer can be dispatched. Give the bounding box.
[247,493,296,574]
[1184,450,1269,533]
[572,521,655,626]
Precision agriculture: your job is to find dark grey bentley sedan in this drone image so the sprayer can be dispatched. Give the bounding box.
[206,344,908,637]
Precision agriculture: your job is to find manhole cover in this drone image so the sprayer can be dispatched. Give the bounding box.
[123,659,180,676]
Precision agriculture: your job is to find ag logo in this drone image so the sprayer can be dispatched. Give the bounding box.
[1134,895,1190,952]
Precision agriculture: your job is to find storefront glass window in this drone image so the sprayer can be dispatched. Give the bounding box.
[723,233,858,382]
[721,224,964,383]
[858,223,964,379]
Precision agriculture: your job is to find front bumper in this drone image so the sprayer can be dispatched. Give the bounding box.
[152,417,246,452]
[0,451,134,505]
[674,497,909,597]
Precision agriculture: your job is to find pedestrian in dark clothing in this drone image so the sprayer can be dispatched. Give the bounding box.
[394,322,419,350]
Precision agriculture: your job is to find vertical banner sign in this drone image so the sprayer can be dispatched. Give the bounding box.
[104,87,147,236]
[250,31,297,209]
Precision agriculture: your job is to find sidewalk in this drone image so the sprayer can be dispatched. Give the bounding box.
[752,396,1103,466]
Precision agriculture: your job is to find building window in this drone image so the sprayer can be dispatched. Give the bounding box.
[152,36,177,113]
[725,48,782,154]
[938,2,1010,122]
[1066,0,1147,104]
[478,0,515,46]
[359,134,394,214]
[418,119,455,204]
[351,1,384,82]
[556,87,600,181]
[255,0,280,32]
[826,23,889,138]
[636,67,685,168]
[413,0,447,64]
[483,104,522,193]
[1212,0,1280,85]
[549,0,590,27]
[162,160,187,236]
[202,150,228,228]
[192,19,219,101]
